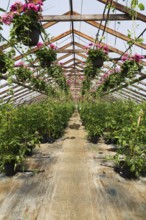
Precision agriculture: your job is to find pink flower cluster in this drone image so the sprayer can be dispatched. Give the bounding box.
[15,61,25,67]
[121,53,144,63]
[1,0,43,25]
[15,61,27,68]
[85,42,109,54]
[67,80,71,85]
[37,42,43,48]
[49,43,57,50]
[1,13,13,25]
[37,42,57,50]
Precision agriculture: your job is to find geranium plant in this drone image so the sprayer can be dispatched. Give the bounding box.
[85,43,109,68]
[36,42,57,68]
[121,53,144,78]
[0,50,7,73]
[1,0,44,46]
[96,68,122,93]
[14,61,32,82]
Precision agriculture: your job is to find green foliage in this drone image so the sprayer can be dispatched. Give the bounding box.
[87,47,108,62]
[36,47,57,66]
[15,67,32,82]
[48,64,69,94]
[121,60,143,78]
[0,99,74,174]
[81,77,91,96]
[84,62,98,78]
[79,99,146,177]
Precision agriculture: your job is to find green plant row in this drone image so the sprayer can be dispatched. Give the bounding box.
[0,99,74,174]
[79,100,146,177]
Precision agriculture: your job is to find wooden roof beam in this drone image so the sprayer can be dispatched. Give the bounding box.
[58,53,72,62]
[40,14,131,22]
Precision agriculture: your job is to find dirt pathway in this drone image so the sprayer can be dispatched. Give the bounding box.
[37,112,95,220]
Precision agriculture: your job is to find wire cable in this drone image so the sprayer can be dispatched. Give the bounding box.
[95,0,110,43]
[78,0,84,45]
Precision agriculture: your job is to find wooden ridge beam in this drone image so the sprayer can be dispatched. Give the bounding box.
[40,14,131,22]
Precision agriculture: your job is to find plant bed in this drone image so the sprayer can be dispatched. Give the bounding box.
[89,135,99,144]
[25,146,33,157]
[114,161,137,179]
[4,160,16,177]
[41,134,55,144]
[104,138,117,145]
[48,136,55,144]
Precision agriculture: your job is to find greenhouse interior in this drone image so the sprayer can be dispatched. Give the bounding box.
[0,0,146,219]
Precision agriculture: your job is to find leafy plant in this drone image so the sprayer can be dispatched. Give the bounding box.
[1,1,45,45]
[36,42,57,67]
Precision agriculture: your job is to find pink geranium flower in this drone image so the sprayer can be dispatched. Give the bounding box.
[22,4,28,11]
[1,13,13,25]
[103,45,109,54]
[27,3,38,12]
[133,53,144,63]
[15,61,25,67]
[10,1,23,12]
[36,5,43,12]
[84,46,90,50]
[95,43,102,49]
[37,42,43,48]
[50,43,56,50]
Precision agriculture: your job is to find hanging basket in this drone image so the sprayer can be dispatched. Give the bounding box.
[0,55,6,73]
[16,25,40,46]
[22,26,40,46]
[4,160,16,176]
[40,60,52,68]
[92,57,104,68]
